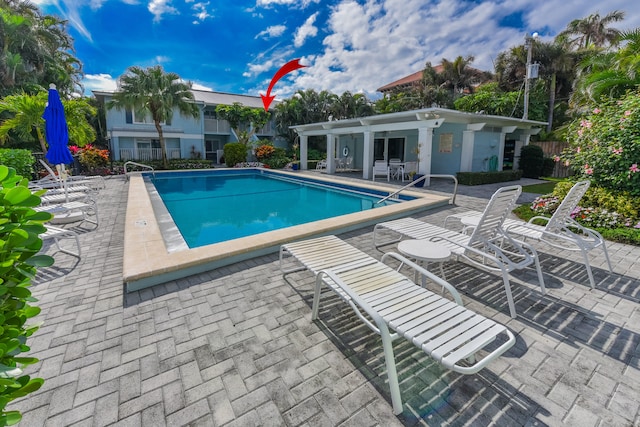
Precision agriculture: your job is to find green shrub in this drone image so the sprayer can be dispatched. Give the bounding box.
[552,182,640,220]
[307,148,325,160]
[0,165,53,425]
[519,145,544,178]
[0,150,35,178]
[563,91,640,196]
[541,157,556,177]
[457,170,522,185]
[223,143,248,167]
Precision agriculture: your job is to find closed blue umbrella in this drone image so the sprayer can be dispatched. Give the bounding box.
[43,84,73,197]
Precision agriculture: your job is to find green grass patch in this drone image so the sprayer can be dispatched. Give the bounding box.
[521,180,559,195]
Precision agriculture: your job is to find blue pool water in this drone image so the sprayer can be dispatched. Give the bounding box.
[149,170,401,248]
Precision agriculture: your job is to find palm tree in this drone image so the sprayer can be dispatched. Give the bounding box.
[571,30,640,108]
[108,65,199,168]
[556,10,625,50]
[0,0,81,96]
[0,91,96,152]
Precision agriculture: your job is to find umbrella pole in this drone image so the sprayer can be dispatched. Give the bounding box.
[56,164,69,203]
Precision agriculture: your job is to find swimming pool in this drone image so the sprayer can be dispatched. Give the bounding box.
[124,168,452,291]
[150,169,401,248]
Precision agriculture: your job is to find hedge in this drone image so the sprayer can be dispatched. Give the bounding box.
[0,149,35,178]
[456,170,523,185]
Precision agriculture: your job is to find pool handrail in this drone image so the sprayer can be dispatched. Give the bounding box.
[376,174,458,205]
[124,161,155,180]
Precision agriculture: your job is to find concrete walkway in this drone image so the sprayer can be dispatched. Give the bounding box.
[14,174,640,426]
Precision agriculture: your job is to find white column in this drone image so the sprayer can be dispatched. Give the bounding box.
[418,127,432,186]
[362,131,373,179]
[460,131,475,172]
[299,134,308,170]
[326,133,336,174]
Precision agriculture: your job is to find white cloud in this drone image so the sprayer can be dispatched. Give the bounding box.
[191,82,214,91]
[293,11,318,47]
[256,25,287,39]
[255,0,319,9]
[191,2,213,24]
[83,73,118,94]
[148,0,179,22]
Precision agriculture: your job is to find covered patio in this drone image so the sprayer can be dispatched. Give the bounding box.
[292,108,546,184]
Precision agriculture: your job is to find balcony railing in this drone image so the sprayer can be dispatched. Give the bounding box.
[120,148,181,161]
[204,118,231,134]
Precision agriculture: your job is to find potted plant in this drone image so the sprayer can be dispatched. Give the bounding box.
[291,141,300,170]
[292,161,300,171]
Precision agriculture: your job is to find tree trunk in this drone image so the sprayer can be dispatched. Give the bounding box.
[547,73,557,133]
[155,121,168,169]
[36,128,48,155]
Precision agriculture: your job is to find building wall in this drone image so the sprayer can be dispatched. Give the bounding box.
[431,124,465,175]
[472,131,501,171]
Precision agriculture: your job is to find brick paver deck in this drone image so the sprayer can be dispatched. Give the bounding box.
[13,174,640,426]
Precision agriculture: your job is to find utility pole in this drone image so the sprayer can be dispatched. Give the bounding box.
[523,32,539,120]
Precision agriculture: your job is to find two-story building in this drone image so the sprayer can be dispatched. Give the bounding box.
[93,89,278,163]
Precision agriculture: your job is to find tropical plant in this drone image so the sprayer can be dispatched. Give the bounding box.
[556,10,625,50]
[0,92,96,153]
[108,65,199,169]
[0,149,34,177]
[570,30,640,108]
[77,145,109,171]
[215,102,270,146]
[562,90,640,195]
[519,144,545,178]
[0,0,82,96]
[0,164,54,426]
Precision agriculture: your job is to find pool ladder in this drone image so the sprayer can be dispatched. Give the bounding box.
[124,161,155,180]
[376,174,458,205]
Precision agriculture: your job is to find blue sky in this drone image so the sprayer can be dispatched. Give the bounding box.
[33,0,640,100]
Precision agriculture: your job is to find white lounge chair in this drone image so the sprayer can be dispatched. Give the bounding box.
[445,181,612,289]
[372,160,389,182]
[41,225,81,257]
[37,159,105,190]
[374,185,546,318]
[35,200,98,226]
[280,235,516,415]
[503,180,612,289]
[315,159,327,170]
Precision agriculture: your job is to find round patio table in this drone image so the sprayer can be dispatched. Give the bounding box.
[397,239,452,286]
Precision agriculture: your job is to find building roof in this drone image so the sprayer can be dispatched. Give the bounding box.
[291,107,546,136]
[93,89,278,111]
[376,65,444,93]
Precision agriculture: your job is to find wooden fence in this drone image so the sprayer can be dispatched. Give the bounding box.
[530,141,572,178]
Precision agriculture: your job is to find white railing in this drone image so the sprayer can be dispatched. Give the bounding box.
[120,148,181,161]
[255,122,274,135]
[204,118,231,134]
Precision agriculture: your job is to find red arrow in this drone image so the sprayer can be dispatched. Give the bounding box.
[261,58,307,111]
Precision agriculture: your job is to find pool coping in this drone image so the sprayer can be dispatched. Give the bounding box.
[123,169,451,291]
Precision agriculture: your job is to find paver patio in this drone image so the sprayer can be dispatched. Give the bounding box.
[13,173,640,426]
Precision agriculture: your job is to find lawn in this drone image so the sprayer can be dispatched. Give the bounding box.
[521,177,565,194]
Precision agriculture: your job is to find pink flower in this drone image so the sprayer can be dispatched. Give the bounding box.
[613,147,623,155]
[564,160,570,167]
[585,168,593,175]
[625,110,632,116]
[577,129,583,137]
[630,164,640,173]
[576,146,581,153]
[580,120,592,128]
[553,155,561,162]
[593,108,601,114]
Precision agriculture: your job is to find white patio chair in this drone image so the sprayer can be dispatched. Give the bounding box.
[372,160,389,181]
[503,180,612,289]
[374,185,546,318]
[389,159,404,182]
[315,159,327,170]
[280,235,516,415]
[41,225,81,257]
[37,159,106,190]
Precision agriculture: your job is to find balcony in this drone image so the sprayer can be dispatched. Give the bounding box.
[204,118,231,134]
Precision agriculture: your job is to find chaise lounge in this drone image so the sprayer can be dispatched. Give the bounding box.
[280,235,516,414]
